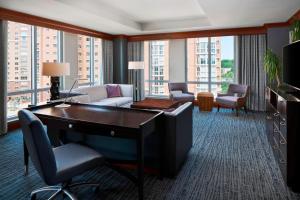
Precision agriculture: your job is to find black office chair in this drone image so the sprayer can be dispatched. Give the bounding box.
[18,109,105,200]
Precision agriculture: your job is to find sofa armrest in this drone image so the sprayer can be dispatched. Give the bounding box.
[163,102,193,177]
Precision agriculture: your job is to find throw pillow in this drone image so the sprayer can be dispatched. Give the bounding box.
[106,85,122,98]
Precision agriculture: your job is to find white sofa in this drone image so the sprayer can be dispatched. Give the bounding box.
[69,84,133,107]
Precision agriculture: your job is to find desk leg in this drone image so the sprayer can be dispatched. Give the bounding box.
[23,138,29,176]
[137,135,144,200]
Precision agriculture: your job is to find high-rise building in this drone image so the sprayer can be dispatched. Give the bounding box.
[7,22,59,117]
[187,37,222,95]
[144,41,169,96]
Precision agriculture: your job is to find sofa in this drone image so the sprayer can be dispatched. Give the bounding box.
[62,84,192,177]
[69,84,133,107]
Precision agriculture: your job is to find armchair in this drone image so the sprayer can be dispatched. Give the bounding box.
[168,82,195,102]
[215,84,249,116]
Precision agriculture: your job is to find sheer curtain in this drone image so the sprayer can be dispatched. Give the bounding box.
[237,34,267,111]
[0,20,7,135]
[102,40,113,84]
[128,41,144,101]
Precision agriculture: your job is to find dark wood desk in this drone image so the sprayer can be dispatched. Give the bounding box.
[24,102,164,200]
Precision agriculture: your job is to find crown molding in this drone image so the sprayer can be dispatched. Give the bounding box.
[0,7,114,40]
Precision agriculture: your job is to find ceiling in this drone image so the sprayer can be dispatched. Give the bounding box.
[0,0,299,35]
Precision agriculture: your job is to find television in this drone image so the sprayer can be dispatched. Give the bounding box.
[283,40,300,90]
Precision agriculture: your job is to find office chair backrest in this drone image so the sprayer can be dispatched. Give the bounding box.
[18,109,57,184]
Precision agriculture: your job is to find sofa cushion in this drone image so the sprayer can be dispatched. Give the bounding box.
[106,85,122,98]
[73,85,107,102]
[90,97,133,107]
[215,96,238,107]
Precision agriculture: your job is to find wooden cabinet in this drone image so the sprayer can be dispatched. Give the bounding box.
[266,86,300,192]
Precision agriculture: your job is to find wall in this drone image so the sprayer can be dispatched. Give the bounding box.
[63,32,78,89]
[267,27,290,62]
[267,26,290,80]
[169,39,186,82]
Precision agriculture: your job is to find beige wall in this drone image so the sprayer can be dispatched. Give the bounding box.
[63,32,78,90]
[169,39,186,83]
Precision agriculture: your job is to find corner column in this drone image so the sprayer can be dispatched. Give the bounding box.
[113,36,128,84]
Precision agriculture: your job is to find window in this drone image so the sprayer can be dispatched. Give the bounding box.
[77,35,102,86]
[187,36,236,96]
[77,35,91,85]
[144,41,169,96]
[36,27,59,90]
[7,21,62,119]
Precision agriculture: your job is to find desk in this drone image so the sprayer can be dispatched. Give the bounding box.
[25,102,164,200]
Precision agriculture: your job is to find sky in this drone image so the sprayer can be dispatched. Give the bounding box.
[221,36,234,60]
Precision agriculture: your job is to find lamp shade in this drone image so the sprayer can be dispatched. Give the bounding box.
[42,62,70,76]
[128,61,144,70]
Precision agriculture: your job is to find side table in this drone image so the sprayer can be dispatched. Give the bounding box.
[197,92,214,112]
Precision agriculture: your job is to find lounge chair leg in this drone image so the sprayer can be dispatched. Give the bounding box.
[236,108,239,117]
[244,106,247,113]
[217,105,220,112]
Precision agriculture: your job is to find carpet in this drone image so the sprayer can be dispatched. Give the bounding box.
[0,108,299,200]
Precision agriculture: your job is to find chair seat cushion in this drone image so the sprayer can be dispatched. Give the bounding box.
[215,96,238,107]
[172,93,194,102]
[53,143,104,184]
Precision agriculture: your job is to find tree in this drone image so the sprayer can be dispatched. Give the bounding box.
[221,59,234,68]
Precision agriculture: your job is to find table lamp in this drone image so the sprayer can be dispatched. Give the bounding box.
[42,62,70,101]
[128,61,144,101]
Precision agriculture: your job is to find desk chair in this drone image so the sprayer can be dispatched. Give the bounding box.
[18,109,105,200]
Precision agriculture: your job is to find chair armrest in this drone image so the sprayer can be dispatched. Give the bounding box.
[217,93,229,97]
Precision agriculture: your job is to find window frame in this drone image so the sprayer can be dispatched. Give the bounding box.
[77,36,102,87]
[185,36,236,95]
[145,40,169,97]
[7,22,63,120]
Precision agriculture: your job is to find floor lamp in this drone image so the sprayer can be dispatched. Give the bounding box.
[128,61,144,102]
[42,62,70,101]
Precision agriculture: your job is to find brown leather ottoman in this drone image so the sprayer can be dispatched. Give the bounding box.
[197,92,214,111]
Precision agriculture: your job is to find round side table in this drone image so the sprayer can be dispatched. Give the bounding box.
[197,92,214,112]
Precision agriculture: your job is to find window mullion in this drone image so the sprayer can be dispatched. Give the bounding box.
[208,37,211,92]
[32,26,37,105]
[90,37,94,85]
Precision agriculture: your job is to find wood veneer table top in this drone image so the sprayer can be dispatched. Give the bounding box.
[30,103,161,129]
[131,98,180,110]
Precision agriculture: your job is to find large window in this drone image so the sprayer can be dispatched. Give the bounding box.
[187,36,236,96]
[77,35,102,86]
[7,21,61,119]
[144,40,169,96]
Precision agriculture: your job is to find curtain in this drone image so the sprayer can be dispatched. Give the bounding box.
[128,41,144,61]
[0,20,7,135]
[128,41,144,101]
[237,34,267,111]
[102,40,113,84]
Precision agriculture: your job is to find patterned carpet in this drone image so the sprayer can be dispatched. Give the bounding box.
[0,108,300,200]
